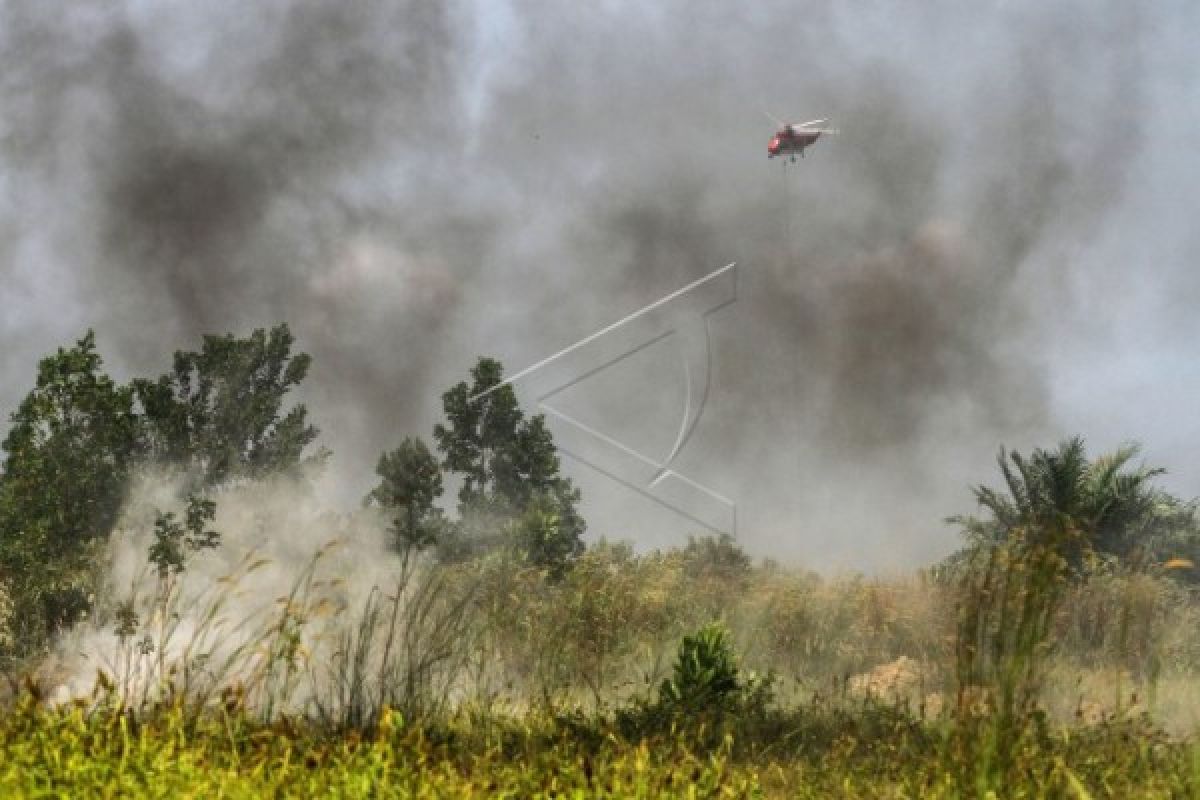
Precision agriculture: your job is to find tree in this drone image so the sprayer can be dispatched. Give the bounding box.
[0,325,326,660]
[134,324,324,488]
[0,331,138,644]
[366,437,445,554]
[946,437,1200,576]
[509,489,586,579]
[433,357,523,516]
[147,494,221,582]
[433,357,586,573]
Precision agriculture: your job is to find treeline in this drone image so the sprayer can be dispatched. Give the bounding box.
[0,325,584,665]
[3,322,1200,677]
[6,325,1200,797]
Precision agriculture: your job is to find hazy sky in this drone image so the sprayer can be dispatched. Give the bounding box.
[1,0,1198,570]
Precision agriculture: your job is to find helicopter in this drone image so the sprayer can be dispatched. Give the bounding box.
[766,113,838,161]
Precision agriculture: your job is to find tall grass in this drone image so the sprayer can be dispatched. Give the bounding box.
[44,537,476,736]
[31,529,1200,730]
[308,556,476,730]
[8,527,1200,796]
[950,522,1078,792]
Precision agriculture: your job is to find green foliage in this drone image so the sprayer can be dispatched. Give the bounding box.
[681,533,752,582]
[509,489,586,580]
[1057,560,1200,682]
[553,541,652,700]
[0,332,138,650]
[433,357,523,515]
[491,413,565,510]
[134,323,324,488]
[0,701,772,798]
[952,524,1075,789]
[434,357,585,575]
[367,437,445,554]
[948,437,1200,574]
[0,325,325,662]
[659,622,744,713]
[467,540,680,704]
[938,438,1200,790]
[146,495,220,580]
[648,621,773,727]
[7,339,1200,800]
[310,565,477,731]
[3,695,1200,798]
[0,580,10,652]
[2,507,1199,797]
[941,440,1200,791]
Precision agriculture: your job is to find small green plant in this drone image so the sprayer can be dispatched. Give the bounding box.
[660,622,742,712]
[655,621,773,722]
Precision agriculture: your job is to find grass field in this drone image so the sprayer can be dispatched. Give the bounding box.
[5,529,1200,798]
[4,694,1200,797]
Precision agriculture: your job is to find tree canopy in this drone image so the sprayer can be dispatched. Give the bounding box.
[134,324,324,489]
[947,437,1200,578]
[366,437,445,554]
[0,332,139,641]
[431,357,585,575]
[0,325,324,660]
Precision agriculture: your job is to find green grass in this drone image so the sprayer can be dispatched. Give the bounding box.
[0,700,764,799]
[7,530,1200,797]
[3,697,1200,798]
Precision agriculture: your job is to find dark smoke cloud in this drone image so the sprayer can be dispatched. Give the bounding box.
[1,0,478,437]
[2,0,1196,569]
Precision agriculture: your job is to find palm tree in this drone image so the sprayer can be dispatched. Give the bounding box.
[949,436,1198,570]
[945,438,1197,769]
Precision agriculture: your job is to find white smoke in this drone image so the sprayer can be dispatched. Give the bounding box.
[46,469,431,711]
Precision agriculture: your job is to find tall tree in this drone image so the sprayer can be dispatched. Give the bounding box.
[366,437,445,553]
[134,324,324,488]
[433,357,523,515]
[492,415,568,509]
[0,331,138,642]
[433,357,586,574]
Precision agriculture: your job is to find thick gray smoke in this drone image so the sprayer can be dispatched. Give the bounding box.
[2,0,1197,569]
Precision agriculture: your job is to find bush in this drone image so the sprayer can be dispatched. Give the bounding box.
[660,622,741,711]
[658,622,773,716]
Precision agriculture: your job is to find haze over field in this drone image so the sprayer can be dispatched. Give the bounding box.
[2,0,1198,569]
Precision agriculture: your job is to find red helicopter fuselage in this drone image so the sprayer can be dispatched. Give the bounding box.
[767,127,823,159]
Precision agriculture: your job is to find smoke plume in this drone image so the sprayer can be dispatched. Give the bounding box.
[2,0,1198,569]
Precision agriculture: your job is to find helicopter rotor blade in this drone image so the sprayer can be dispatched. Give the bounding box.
[763,110,788,128]
[796,118,827,128]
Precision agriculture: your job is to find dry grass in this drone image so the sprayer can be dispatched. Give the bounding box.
[6,532,1200,796]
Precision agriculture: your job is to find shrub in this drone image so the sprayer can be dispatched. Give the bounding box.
[658,621,772,716]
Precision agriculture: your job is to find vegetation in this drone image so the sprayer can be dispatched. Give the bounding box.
[430,356,585,575]
[0,325,319,666]
[4,697,1200,798]
[3,328,1200,796]
[0,333,138,652]
[944,436,1200,578]
[366,437,446,555]
[133,324,325,489]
